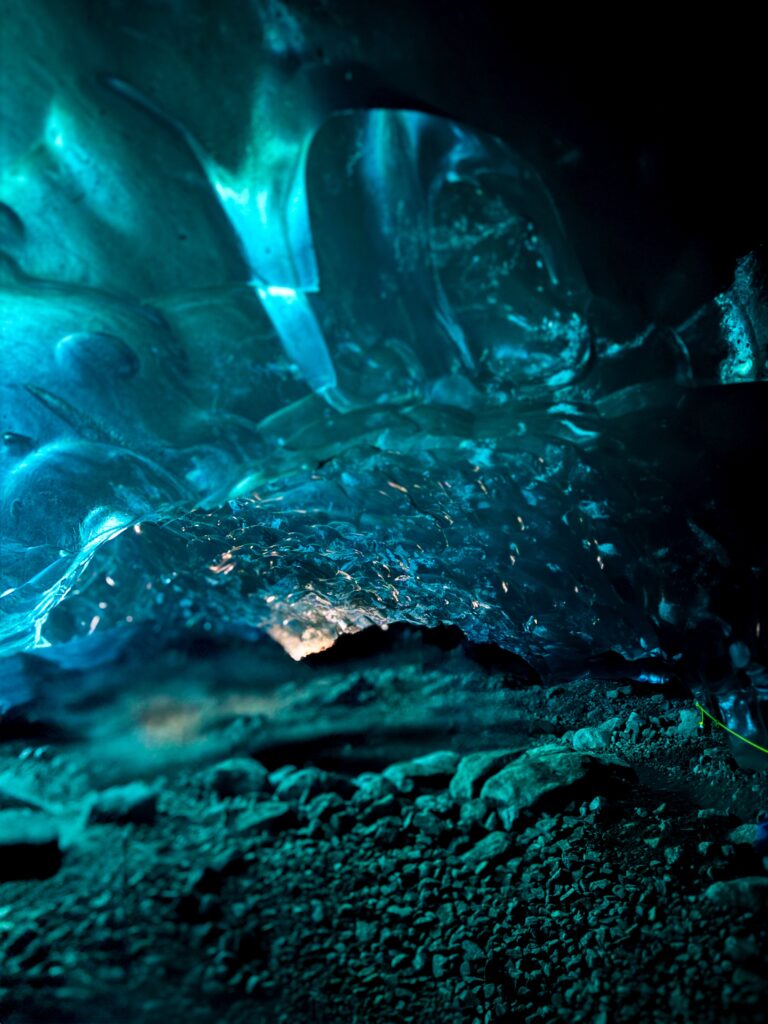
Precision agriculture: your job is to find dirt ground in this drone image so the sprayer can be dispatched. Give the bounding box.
[1,630,766,1023]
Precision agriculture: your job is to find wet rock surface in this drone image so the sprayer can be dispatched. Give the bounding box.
[0,634,767,1023]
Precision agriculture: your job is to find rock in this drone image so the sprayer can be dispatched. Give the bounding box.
[304,792,346,823]
[606,686,632,698]
[383,752,460,793]
[413,792,454,816]
[676,708,701,739]
[385,904,413,920]
[204,758,269,799]
[480,746,633,829]
[88,782,158,826]
[413,947,429,973]
[267,765,297,788]
[235,801,294,835]
[462,939,484,963]
[571,717,621,751]
[275,768,355,803]
[432,953,450,979]
[458,798,493,833]
[462,831,513,869]
[0,810,61,880]
[449,750,522,800]
[703,877,768,910]
[411,810,447,839]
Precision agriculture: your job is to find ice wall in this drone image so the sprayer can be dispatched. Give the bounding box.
[1,0,766,745]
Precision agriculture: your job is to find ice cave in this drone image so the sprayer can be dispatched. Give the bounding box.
[0,2,766,1022]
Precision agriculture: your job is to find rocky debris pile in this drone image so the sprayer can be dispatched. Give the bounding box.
[88,782,159,827]
[0,668,767,1024]
[166,738,766,1024]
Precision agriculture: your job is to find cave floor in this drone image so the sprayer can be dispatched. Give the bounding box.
[0,632,767,1023]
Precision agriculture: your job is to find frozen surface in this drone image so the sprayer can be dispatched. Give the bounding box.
[0,0,766,745]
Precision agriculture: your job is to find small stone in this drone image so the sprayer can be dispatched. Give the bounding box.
[305,792,345,822]
[624,712,644,741]
[412,810,447,839]
[235,801,294,835]
[449,750,522,800]
[463,831,512,869]
[727,823,757,847]
[462,940,484,963]
[267,765,297,788]
[383,752,460,793]
[432,953,449,979]
[436,903,455,925]
[676,708,702,739]
[88,782,157,826]
[458,799,492,832]
[697,808,735,822]
[413,947,429,972]
[353,773,398,801]
[571,718,621,751]
[275,768,355,803]
[386,904,413,919]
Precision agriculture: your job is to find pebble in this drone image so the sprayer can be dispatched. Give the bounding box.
[449,750,522,800]
[462,831,513,869]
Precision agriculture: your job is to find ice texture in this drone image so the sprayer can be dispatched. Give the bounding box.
[0,1,766,746]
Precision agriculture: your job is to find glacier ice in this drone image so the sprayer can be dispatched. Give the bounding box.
[0,0,766,749]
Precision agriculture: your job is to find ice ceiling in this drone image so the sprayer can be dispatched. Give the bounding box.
[0,1,766,739]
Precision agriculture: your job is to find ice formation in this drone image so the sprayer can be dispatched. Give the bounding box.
[1,0,766,745]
